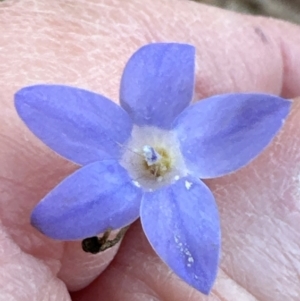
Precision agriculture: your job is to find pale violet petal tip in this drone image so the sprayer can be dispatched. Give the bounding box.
[15,85,133,165]
[120,43,195,129]
[140,176,220,294]
[174,93,291,178]
[31,160,143,240]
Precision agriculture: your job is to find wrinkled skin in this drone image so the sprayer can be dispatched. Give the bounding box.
[0,0,300,300]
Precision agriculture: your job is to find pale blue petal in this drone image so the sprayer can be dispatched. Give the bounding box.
[15,85,133,165]
[174,93,291,178]
[31,160,142,240]
[140,176,220,294]
[120,43,195,129]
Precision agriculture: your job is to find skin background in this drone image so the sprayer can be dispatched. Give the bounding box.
[0,0,300,300]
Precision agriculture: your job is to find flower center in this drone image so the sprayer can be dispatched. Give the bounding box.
[142,145,171,180]
[120,126,187,190]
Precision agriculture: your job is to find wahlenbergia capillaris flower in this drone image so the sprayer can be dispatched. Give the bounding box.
[14,43,291,294]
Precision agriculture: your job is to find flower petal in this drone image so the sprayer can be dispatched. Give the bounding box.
[31,160,142,240]
[140,176,220,294]
[15,85,133,165]
[174,93,292,178]
[120,43,195,129]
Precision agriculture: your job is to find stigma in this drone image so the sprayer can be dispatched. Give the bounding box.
[143,145,161,166]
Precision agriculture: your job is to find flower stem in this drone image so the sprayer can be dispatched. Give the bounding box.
[81,226,130,254]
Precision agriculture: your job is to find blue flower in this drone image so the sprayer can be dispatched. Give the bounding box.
[14,43,291,294]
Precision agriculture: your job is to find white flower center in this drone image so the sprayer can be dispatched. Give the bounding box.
[120,126,187,190]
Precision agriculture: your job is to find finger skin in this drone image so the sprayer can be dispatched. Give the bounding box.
[208,100,300,301]
[0,0,300,300]
[0,221,71,301]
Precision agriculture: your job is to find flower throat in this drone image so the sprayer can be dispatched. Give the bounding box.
[120,126,188,191]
